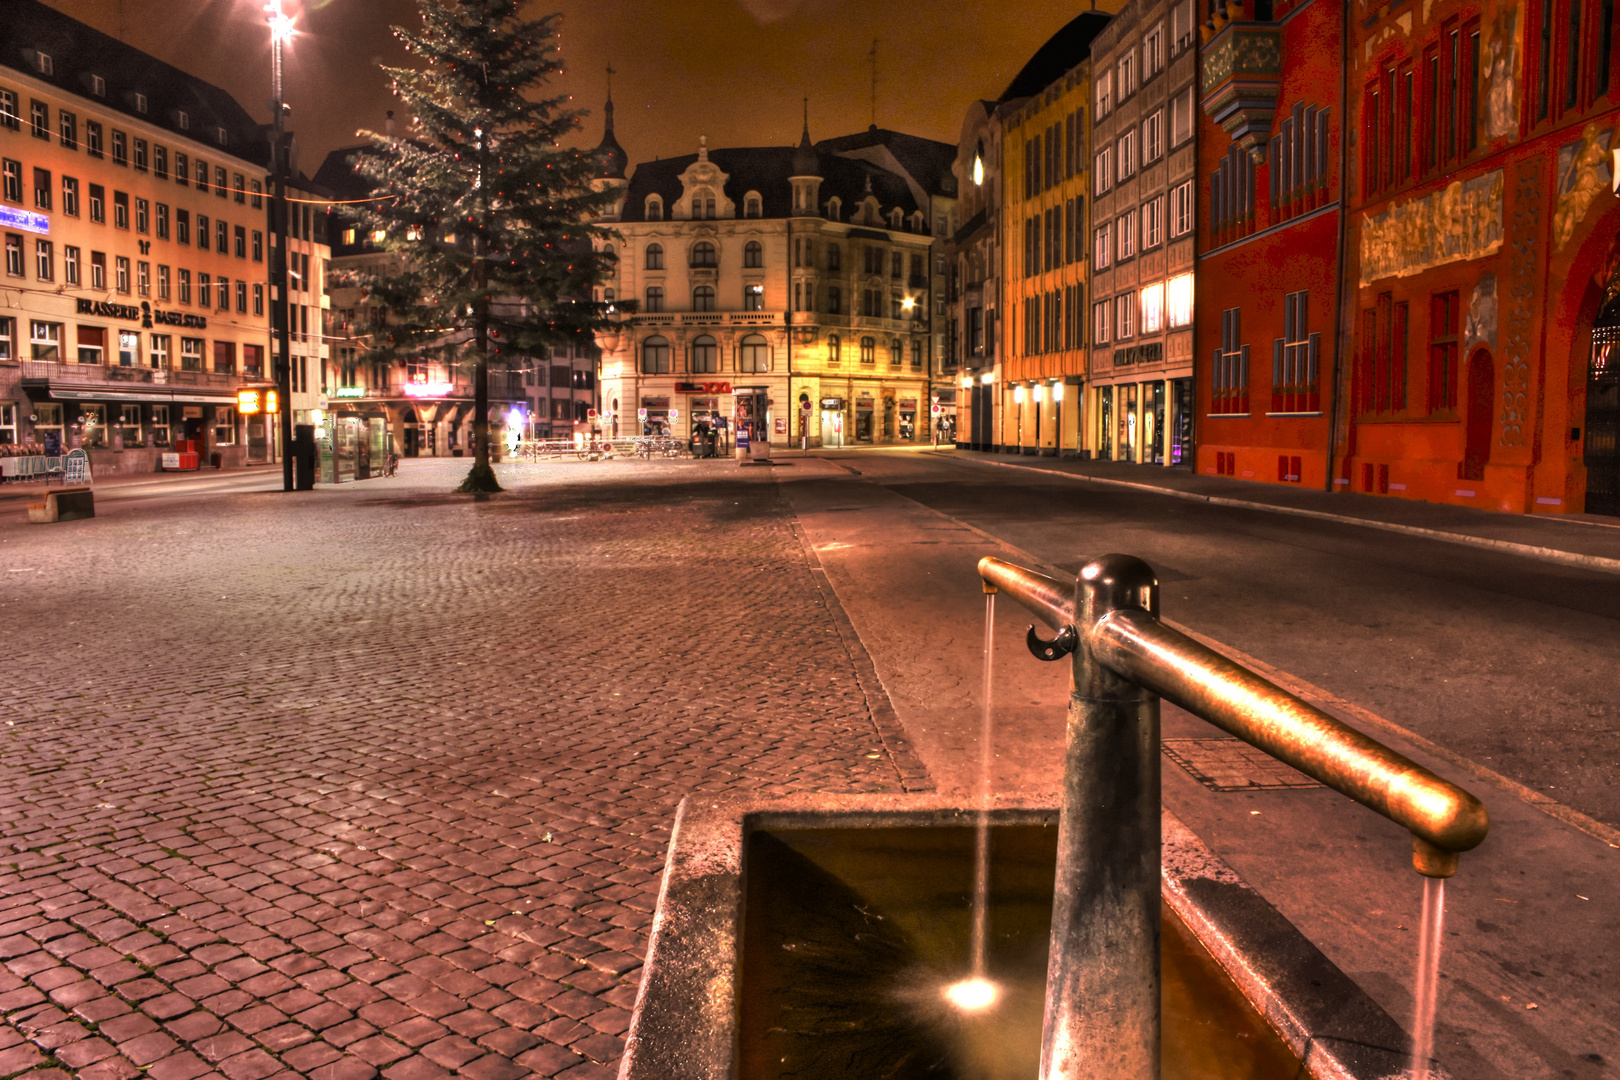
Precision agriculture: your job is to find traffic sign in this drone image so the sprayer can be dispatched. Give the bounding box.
[932,404,943,416]
[669,408,680,420]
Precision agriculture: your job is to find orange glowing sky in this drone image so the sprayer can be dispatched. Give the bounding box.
[44,0,1116,173]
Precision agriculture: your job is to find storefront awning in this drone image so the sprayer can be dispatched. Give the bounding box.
[42,382,240,404]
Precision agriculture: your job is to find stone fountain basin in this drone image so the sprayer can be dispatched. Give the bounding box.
[618,793,1422,1080]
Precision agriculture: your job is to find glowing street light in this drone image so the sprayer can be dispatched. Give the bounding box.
[266,2,297,45]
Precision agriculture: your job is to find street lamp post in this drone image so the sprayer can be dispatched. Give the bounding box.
[267,1,295,492]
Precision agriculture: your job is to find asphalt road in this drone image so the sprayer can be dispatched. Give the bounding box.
[840,449,1620,830]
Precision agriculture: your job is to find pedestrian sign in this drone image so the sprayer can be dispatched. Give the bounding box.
[638,408,647,421]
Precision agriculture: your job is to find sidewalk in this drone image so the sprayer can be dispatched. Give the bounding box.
[0,463,283,504]
[929,448,1620,573]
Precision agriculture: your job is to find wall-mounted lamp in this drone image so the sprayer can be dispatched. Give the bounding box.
[1052,382,1065,402]
[981,371,995,385]
[1033,384,1045,404]
[1013,385,1025,404]
[960,376,974,389]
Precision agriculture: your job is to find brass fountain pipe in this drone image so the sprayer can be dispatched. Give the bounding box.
[976,555,1490,877]
[1089,610,1489,875]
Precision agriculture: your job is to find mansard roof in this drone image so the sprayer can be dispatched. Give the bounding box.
[1,0,269,166]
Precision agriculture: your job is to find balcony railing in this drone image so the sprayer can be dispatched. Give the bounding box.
[21,361,242,388]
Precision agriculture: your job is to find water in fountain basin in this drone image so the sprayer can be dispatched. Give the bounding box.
[1409,876,1446,1079]
[969,592,996,980]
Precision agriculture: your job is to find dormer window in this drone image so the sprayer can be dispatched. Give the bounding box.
[37,53,54,76]
[134,93,148,114]
[890,208,903,229]
[826,197,842,220]
[216,127,228,145]
[90,74,105,97]
[744,194,762,218]
[645,195,663,221]
[176,110,190,131]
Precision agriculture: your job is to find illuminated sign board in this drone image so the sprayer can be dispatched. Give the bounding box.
[0,207,49,235]
[402,381,455,397]
[265,389,280,414]
[238,389,263,414]
[333,387,366,398]
[75,298,207,329]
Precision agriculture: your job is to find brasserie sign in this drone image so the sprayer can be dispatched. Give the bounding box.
[76,298,207,330]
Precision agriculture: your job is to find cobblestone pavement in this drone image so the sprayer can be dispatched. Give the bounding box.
[0,459,924,1080]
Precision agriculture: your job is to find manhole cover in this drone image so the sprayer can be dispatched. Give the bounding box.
[1161,738,1324,792]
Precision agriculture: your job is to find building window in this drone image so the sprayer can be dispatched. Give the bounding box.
[693,285,716,312]
[691,240,717,267]
[175,208,189,244]
[233,172,246,203]
[59,110,76,149]
[118,331,140,368]
[154,145,167,178]
[32,167,50,210]
[236,281,247,313]
[150,335,169,370]
[828,334,841,364]
[112,130,127,166]
[1213,307,1249,414]
[215,166,227,197]
[217,219,228,252]
[175,153,188,183]
[0,401,14,443]
[90,252,105,289]
[1140,283,1165,335]
[1143,111,1164,164]
[744,240,763,268]
[157,264,168,299]
[1095,148,1113,194]
[1142,196,1165,249]
[81,404,108,448]
[180,338,203,371]
[1273,290,1321,413]
[1,160,19,203]
[646,196,663,220]
[253,283,263,315]
[827,285,842,314]
[739,333,770,373]
[115,256,130,294]
[745,195,762,218]
[156,202,169,239]
[645,285,664,312]
[34,239,52,282]
[119,404,142,446]
[86,121,103,157]
[114,192,129,229]
[644,243,665,270]
[1144,23,1165,79]
[30,100,48,139]
[1116,210,1138,260]
[1170,179,1195,237]
[887,338,901,366]
[64,246,79,285]
[0,91,17,130]
[3,234,19,277]
[1117,130,1137,180]
[252,230,263,261]
[1094,222,1112,268]
[178,269,191,304]
[251,180,263,208]
[1116,294,1135,339]
[31,320,61,360]
[1211,144,1256,233]
[197,214,209,250]
[1094,300,1112,345]
[1119,50,1138,100]
[1428,290,1460,412]
[198,272,210,308]
[1096,68,1113,117]
[196,159,208,192]
[911,339,924,367]
[176,110,190,132]
[641,335,671,374]
[134,139,148,171]
[743,283,764,311]
[213,341,235,375]
[134,94,148,115]
[151,404,170,446]
[213,408,236,446]
[858,336,875,363]
[136,198,149,233]
[1167,273,1193,328]
[690,334,719,373]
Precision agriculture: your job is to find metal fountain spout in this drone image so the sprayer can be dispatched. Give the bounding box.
[978,553,1489,1080]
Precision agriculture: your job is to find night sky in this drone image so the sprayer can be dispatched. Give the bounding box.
[44,0,1116,176]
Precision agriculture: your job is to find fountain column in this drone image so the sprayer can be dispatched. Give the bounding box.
[1040,554,1161,1080]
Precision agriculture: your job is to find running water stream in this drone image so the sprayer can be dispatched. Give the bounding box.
[1408,876,1447,1078]
[969,591,996,978]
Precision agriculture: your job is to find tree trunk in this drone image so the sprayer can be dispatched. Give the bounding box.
[457,299,501,493]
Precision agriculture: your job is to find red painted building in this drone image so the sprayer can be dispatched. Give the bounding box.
[1343,0,1620,516]
[1195,0,1345,488]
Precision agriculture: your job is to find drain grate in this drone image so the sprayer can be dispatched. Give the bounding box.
[1161,738,1324,792]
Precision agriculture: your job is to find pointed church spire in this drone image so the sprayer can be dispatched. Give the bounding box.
[594,64,627,180]
[791,96,820,178]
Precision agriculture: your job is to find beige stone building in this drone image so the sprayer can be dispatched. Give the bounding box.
[1087,0,1200,466]
[1,1,278,473]
[596,121,955,449]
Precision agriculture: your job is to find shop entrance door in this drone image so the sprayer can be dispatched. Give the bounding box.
[821,411,844,448]
[1587,320,1620,514]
